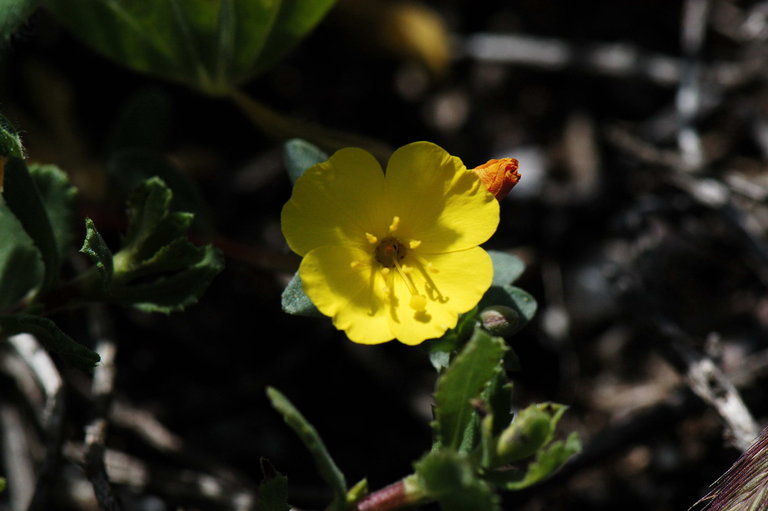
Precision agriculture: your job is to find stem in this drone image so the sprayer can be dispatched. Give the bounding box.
[354,475,426,511]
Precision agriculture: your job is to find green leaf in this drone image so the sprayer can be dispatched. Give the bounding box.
[413,450,498,511]
[495,403,567,465]
[2,158,60,292]
[0,314,100,370]
[29,164,77,261]
[107,149,212,234]
[434,327,507,453]
[258,459,289,511]
[252,0,337,76]
[281,272,321,317]
[488,251,525,286]
[0,203,43,309]
[479,285,537,335]
[266,387,347,511]
[80,218,114,292]
[284,138,328,183]
[484,369,513,438]
[493,433,581,491]
[424,308,479,371]
[44,0,336,94]
[0,0,36,43]
[346,479,368,508]
[0,112,24,158]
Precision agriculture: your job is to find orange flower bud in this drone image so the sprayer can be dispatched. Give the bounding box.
[471,158,520,200]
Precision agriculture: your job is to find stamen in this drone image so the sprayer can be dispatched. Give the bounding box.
[408,239,422,249]
[365,232,378,244]
[380,267,390,276]
[392,258,427,311]
[389,216,401,232]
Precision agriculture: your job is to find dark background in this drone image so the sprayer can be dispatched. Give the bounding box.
[2,1,768,509]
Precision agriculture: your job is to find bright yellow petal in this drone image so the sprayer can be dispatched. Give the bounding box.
[389,247,493,345]
[282,148,389,256]
[299,245,394,344]
[385,142,499,254]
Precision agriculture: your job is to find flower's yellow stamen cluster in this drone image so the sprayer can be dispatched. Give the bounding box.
[372,234,428,312]
[365,232,378,244]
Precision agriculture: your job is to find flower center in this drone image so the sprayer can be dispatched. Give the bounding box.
[375,237,407,268]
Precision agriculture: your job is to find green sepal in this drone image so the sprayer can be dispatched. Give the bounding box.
[495,403,567,465]
[0,313,100,370]
[488,250,525,286]
[479,285,537,335]
[346,479,368,508]
[281,272,321,317]
[413,449,498,511]
[434,327,507,453]
[257,459,289,511]
[0,112,24,158]
[2,158,60,293]
[45,0,336,94]
[284,138,328,183]
[266,387,347,511]
[488,433,581,491]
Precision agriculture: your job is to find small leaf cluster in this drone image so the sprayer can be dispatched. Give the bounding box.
[270,139,581,510]
[0,113,223,369]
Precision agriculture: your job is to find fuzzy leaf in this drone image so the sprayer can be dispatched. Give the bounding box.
[0,0,36,43]
[258,459,289,511]
[281,272,321,317]
[266,387,347,510]
[0,204,42,309]
[29,164,77,261]
[488,251,525,286]
[425,308,479,371]
[284,138,328,183]
[434,327,507,453]
[0,314,100,370]
[413,449,498,511]
[494,433,581,491]
[0,112,24,158]
[80,218,114,291]
[2,158,60,292]
[45,0,336,94]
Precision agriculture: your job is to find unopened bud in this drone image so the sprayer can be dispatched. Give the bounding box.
[480,306,522,337]
[471,158,520,200]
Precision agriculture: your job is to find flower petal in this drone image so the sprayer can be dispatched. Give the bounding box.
[389,247,493,345]
[385,142,499,254]
[282,147,389,256]
[299,245,394,344]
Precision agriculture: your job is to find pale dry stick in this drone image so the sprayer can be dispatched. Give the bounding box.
[460,33,762,89]
[0,403,35,510]
[63,443,257,511]
[6,334,66,511]
[676,0,713,171]
[83,305,122,511]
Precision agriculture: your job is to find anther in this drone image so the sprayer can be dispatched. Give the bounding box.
[365,233,378,244]
[389,216,400,232]
[408,239,422,249]
[381,267,390,276]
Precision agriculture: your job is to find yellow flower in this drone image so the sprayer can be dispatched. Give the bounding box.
[281,141,500,345]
